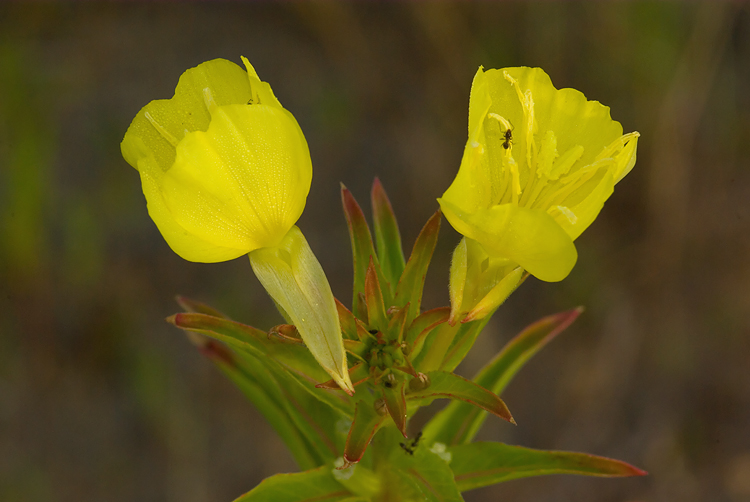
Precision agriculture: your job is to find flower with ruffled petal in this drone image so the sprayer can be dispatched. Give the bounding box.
[439,67,638,321]
[122,58,353,393]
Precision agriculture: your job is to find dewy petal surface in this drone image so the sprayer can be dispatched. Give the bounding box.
[162,104,311,252]
[122,59,256,177]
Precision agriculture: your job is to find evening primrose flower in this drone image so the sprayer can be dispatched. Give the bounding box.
[439,66,638,320]
[121,58,353,393]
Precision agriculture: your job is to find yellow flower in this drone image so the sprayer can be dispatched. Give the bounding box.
[121,57,311,261]
[122,58,353,394]
[439,66,638,320]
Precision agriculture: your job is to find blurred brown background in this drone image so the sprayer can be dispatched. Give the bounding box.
[1,2,749,501]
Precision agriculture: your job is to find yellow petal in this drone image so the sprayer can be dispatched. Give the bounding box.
[160,104,311,253]
[122,58,256,177]
[439,198,577,282]
[139,167,248,262]
[484,67,624,175]
[613,133,639,183]
[549,169,615,241]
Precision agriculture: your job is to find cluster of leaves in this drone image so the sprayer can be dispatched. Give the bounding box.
[171,180,644,502]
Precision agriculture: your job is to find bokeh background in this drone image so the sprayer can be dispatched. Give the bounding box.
[2,2,749,501]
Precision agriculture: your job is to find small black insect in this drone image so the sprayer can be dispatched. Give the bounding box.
[399,431,423,455]
[502,127,513,150]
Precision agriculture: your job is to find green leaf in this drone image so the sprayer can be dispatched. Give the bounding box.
[380,427,463,502]
[365,258,388,332]
[394,211,441,325]
[404,307,450,358]
[406,371,514,425]
[316,362,371,390]
[387,303,409,345]
[342,185,392,315]
[371,178,406,294]
[382,380,407,437]
[449,442,647,492]
[332,462,381,499]
[218,354,323,470]
[336,299,361,341]
[185,330,328,469]
[176,295,229,318]
[344,400,386,465]
[424,308,581,445]
[169,313,329,384]
[233,349,345,465]
[170,313,354,461]
[233,466,356,502]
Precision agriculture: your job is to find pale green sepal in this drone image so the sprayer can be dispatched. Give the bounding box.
[249,226,354,394]
[465,266,524,322]
[438,198,577,282]
[448,238,468,324]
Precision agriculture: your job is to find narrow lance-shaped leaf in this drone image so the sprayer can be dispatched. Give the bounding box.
[230,349,344,464]
[181,324,327,469]
[404,307,450,358]
[169,312,329,383]
[380,427,464,502]
[394,211,441,325]
[449,442,647,492]
[344,400,386,465]
[371,178,406,293]
[176,295,229,318]
[424,308,581,445]
[387,303,409,345]
[382,380,407,437]
[336,298,361,341]
[168,313,353,417]
[233,466,356,502]
[365,258,388,332]
[341,185,391,314]
[223,352,327,470]
[407,371,514,425]
[317,362,371,390]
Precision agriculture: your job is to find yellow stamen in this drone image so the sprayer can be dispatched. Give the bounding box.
[596,131,640,162]
[202,87,218,115]
[144,112,179,148]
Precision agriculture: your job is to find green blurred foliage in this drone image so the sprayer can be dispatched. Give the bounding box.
[1,3,749,502]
